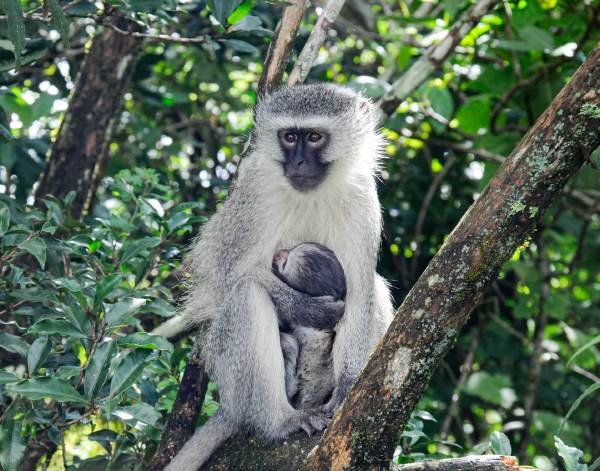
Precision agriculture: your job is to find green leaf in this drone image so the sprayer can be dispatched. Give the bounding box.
[0,406,26,471]
[0,47,46,72]
[113,402,161,426]
[118,332,173,352]
[0,0,26,67]
[464,372,516,408]
[93,273,123,312]
[7,378,87,403]
[558,382,600,434]
[518,25,554,51]
[555,437,588,471]
[128,0,161,11]
[84,340,117,400]
[471,441,491,454]
[0,202,10,237]
[18,237,47,268]
[490,431,511,455]
[106,298,147,327]
[568,335,600,367]
[589,457,600,471]
[119,237,161,264]
[109,349,151,398]
[0,332,30,358]
[27,336,52,374]
[28,319,87,339]
[495,39,531,52]
[0,370,20,384]
[47,0,70,45]
[455,97,491,134]
[208,0,244,25]
[427,86,454,119]
[227,0,252,25]
[224,39,258,54]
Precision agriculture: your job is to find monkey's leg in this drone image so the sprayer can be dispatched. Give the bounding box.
[210,278,329,439]
[268,273,345,330]
[324,273,393,414]
[280,331,300,400]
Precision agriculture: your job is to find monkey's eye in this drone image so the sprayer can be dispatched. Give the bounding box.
[284,132,297,144]
[308,132,322,143]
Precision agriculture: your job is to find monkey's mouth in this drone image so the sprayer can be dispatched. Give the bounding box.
[286,174,328,191]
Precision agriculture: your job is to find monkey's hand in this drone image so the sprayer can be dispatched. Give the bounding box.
[321,372,353,415]
[268,274,345,330]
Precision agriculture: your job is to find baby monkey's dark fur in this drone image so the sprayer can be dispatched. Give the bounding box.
[272,242,346,409]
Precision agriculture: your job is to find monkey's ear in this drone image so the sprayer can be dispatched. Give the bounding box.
[357,97,383,126]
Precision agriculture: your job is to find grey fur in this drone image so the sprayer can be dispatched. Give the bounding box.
[165,84,394,471]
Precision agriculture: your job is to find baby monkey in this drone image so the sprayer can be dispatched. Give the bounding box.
[272,243,346,409]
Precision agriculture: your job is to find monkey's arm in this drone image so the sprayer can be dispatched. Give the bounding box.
[267,273,345,330]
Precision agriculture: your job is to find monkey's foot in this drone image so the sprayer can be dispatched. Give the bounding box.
[298,409,331,436]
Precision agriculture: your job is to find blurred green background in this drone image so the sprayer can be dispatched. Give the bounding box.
[0,0,599,470]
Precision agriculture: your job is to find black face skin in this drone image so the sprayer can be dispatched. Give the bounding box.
[277,128,330,191]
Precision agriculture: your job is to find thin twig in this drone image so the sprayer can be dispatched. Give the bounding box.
[440,314,483,442]
[517,236,550,460]
[410,151,457,280]
[103,21,208,44]
[288,0,348,85]
[426,138,505,164]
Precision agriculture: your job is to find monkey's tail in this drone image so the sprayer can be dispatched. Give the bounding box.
[151,315,190,339]
[164,411,234,471]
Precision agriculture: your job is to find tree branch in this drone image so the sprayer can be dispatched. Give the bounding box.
[258,0,308,96]
[380,0,499,116]
[103,21,209,44]
[306,41,600,470]
[288,0,347,86]
[392,455,522,471]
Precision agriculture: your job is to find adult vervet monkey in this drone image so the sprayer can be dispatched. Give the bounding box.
[165,84,393,470]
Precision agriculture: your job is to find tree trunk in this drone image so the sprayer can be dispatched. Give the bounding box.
[35,14,141,219]
[306,41,600,470]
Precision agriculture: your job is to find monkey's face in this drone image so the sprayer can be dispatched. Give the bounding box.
[277,128,330,191]
[252,85,384,193]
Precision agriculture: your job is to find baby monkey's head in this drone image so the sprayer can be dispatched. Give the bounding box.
[273,242,346,300]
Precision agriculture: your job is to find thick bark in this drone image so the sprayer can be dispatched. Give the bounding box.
[204,431,321,470]
[35,15,141,219]
[306,42,600,470]
[149,340,209,470]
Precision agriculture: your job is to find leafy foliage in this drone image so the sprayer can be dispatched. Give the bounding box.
[1,0,599,469]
